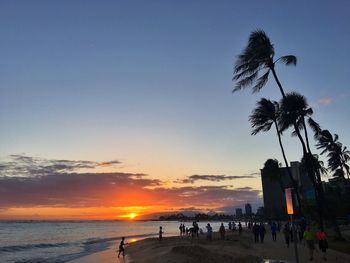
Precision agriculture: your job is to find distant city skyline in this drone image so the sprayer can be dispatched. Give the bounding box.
[0,0,349,219]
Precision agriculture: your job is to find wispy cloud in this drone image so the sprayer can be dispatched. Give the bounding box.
[318,96,333,106]
[175,174,254,184]
[0,154,121,177]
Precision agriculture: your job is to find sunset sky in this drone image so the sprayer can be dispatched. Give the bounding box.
[1,0,350,219]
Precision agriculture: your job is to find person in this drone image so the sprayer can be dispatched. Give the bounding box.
[271,222,277,241]
[179,223,183,236]
[206,223,213,240]
[219,223,226,239]
[258,223,266,243]
[228,221,232,230]
[232,221,236,231]
[238,222,243,235]
[283,224,290,248]
[316,228,328,261]
[159,226,164,241]
[304,226,315,261]
[117,237,128,258]
[182,224,186,235]
[252,223,259,243]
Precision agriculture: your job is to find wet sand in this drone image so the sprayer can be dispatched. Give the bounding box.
[70,230,350,263]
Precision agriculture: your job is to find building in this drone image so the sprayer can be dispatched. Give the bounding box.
[245,203,252,216]
[256,206,264,217]
[235,208,243,217]
[261,161,312,219]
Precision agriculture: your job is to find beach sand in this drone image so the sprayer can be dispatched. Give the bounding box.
[70,230,350,263]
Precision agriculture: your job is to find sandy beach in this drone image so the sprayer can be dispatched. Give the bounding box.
[70,229,350,263]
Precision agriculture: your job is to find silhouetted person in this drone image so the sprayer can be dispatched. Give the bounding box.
[219,223,226,239]
[259,223,266,243]
[252,223,259,243]
[206,223,213,240]
[179,223,183,236]
[283,224,290,247]
[228,221,232,230]
[271,222,277,241]
[182,224,185,235]
[238,221,242,235]
[117,237,128,258]
[159,226,163,241]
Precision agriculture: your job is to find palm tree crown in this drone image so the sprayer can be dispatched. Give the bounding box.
[233,29,296,94]
[249,98,279,135]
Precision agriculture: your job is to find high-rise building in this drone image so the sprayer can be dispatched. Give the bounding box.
[261,161,312,219]
[245,203,252,216]
[235,208,243,217]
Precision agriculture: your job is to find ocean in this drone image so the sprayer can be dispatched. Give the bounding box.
[0,220,226,263]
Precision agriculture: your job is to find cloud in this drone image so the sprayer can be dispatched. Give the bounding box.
[175,174,254,184]
[0,154,121,177]
[318,97,333,106]
[0,155,261,211]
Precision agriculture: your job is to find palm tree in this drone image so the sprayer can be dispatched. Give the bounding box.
[316,130,350,179]
[278,92,327,228]
[249,98,302,208]
[233,29,296,97]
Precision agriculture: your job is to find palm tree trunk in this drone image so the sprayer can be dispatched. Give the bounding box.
[270,67,286,98]
[274,121,303,213]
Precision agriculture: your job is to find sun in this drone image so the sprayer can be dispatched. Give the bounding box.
[128,213,137,220]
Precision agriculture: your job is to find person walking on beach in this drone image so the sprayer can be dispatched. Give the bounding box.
[238,221,243,235]
[159,226,164,241]
[271,222,277,241]
[206,223,213,240]
[228,221,232,230]
[219,223,226,239]
[179,224,183,236]
[252,223,259,243]
[182,224,186,235]
[117,237,128,258]
[258,223,266,243]
[304,226,315,261]
[316,228,328,261]
[283,224,290,248]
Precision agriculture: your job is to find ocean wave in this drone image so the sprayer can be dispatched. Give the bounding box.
[0,233,156,254]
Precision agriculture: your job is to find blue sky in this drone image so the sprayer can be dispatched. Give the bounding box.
[1,0,350,189]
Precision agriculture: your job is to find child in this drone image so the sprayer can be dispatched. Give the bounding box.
[117,237,128,258]
[159,226,163,241]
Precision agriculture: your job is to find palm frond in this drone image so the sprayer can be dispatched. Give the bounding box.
[253,70,270,93]
[277,55,297,66]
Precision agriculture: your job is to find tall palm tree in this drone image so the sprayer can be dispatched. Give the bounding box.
[233,29,296,97]
[249,98,302,208]
[316,131,350,179]
[278,92,327,227]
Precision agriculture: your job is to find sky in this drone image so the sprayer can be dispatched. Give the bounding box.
[0,0,350,219]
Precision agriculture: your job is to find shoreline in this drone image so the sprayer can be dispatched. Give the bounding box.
[70,230,350,263]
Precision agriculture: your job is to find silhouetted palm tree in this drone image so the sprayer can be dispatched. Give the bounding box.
[316,130,350,179]
[250,98,302,207]
[233,29,296,97]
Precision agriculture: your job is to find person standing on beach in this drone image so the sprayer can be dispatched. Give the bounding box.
[159,226,164,241]
[219,223,226,239]
[258,223,266,243]
[182,224,186,236]
[283,224,290,247]
[228,221,232,230]
[304,226,316,261]
[238,222,243,235]
[271,222,277,241]
[117,237,128,258]
[179,224,183,236]
[206,223,213,240]
[316,228,328,261]
[252,223,259,243]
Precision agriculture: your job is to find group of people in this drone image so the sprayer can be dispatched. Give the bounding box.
[117,220,329,261]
